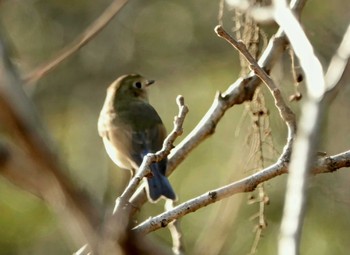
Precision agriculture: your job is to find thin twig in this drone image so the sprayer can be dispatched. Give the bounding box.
[215,25,296,161]
[165,200,185,255]
[25,0,128,86]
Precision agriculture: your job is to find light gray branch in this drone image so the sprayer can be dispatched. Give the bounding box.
[132,150,350,234]
[214,25,296,160]
[273,2,350,255]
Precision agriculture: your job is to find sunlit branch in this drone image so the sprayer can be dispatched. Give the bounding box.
[215,25,296,160]
[128,0,308,216]
[324,24,350,101]
[167,0,305,175]
[133,150,350,234]
[270,1,349,255]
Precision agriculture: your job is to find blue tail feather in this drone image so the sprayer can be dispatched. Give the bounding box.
[146,163,176,202]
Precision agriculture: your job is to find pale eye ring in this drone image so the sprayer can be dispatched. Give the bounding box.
[133,81,142,89]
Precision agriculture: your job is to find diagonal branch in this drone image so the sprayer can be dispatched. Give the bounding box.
[214,25,296,161]
[324,24,350,102]
[166,0,306,176]
[132,150,350,234]
[0,35,101,251]
[25,0,128,86]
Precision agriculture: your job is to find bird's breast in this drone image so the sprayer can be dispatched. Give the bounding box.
[102,137,135,171]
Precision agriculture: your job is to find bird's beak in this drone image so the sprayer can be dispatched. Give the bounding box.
[145,80,155,87]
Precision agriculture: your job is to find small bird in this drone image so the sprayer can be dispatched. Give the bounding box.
[98,74,176,202]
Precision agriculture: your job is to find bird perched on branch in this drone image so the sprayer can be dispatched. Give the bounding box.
[98,74,176,202]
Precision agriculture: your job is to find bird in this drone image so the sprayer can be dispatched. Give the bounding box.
[98,74,176,202]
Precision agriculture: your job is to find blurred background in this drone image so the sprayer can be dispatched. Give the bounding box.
[0,0,349,254]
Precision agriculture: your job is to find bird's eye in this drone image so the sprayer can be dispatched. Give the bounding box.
[133,81,142,89]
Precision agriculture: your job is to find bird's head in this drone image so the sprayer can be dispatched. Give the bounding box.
[108,74,155,102]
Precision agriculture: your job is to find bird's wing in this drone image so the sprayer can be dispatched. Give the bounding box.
[116,101,167,167]
[130,123,167,167]
[99,101,167,169]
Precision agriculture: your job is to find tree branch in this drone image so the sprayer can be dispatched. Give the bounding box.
[132,150,350,235]
[166,0,306,175]
[128,0,308,216]
[214,25,296,161]
[0,34,101,251]
[271,2,350,255]
[324,24,350,102]
[24,0,128,86]
[165,200,185,255]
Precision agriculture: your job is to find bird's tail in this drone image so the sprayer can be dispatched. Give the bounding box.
[146,164,176,202]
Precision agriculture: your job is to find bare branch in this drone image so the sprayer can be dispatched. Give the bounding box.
[25,0,128,86]
[156,96,189,163]
[215,25,297,160]
[277,20,350,252]
[165,200,185,255]
[273,0,325,99]
[0,36,101,251]
[313,150,350,174]
[167,0,306,176]
[325,23,350,100]
[132,150,350,235]
[128,0,308,216]
[270,1,335,254]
